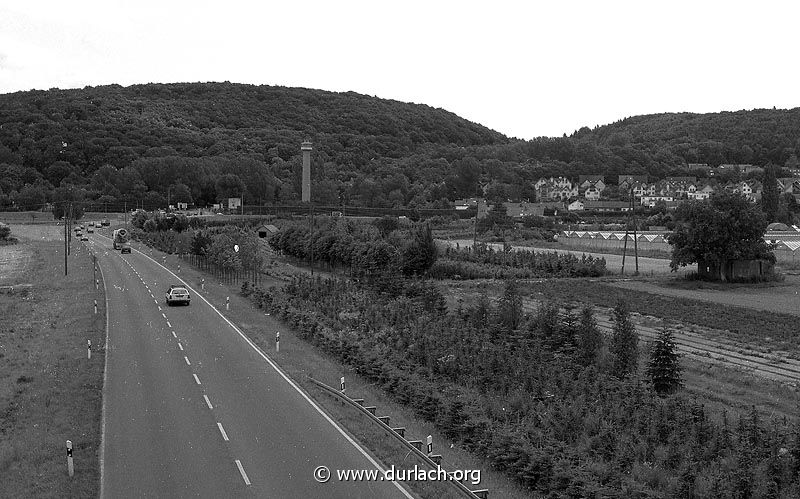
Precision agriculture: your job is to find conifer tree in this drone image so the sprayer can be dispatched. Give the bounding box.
[610,300,638,378]
[646,327,683,395]
[498,278,523,331]
[578,304,603,366]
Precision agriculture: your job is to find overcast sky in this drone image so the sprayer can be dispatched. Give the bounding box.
[1,0,798,139]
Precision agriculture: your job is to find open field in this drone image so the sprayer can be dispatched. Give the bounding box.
[0,227,105,497]
[442,238,687,275]
[610,274,800,317]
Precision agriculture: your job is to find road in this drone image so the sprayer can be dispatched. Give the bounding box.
[87,233,411,498]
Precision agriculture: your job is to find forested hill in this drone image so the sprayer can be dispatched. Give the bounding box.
[568,108,800,171]
[1,81,800,212]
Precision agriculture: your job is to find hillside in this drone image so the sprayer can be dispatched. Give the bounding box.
[1,82,800,212]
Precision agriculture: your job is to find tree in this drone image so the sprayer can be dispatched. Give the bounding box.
[400,224,437,276]
[668,191,774,281]
[646,327,682,395]
[577,305,603,366]
[761,163,779,222]
[610,300,638,378]
[498,278,523,331]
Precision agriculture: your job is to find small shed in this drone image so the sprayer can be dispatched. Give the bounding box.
[697,258,774,282]
[256,224,279,239]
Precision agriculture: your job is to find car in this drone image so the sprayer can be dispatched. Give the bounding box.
[87,227,94,233]
[165,285,190,306]
[120,243,131,254]
[81,235,89,241]
[88,221,94,227]
[101,219,110,226]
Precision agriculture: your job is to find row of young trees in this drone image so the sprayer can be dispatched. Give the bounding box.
[268,219,437,279]
[240,275,798,496]
[439,242,607,278]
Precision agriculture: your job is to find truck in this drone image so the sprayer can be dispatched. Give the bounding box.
[112,228,129,250]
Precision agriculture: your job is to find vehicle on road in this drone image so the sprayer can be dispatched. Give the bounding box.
[81,235,89,241]
[88,221,94,227]
[87,227,94,233]
[165,285,190,306]
[101,218,110,226]
[120,242,131,254]
[112,228,129,250]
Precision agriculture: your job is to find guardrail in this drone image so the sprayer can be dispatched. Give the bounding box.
[308,376,488,499]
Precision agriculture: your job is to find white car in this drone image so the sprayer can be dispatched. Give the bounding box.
[165,285,191,306]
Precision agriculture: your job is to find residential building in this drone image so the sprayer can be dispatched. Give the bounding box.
[568,200,585,211]
[578,175,605,190]
[641,196,674,207]
[583,200,632,213]
[618,175,648,191]
[584,186,602,201]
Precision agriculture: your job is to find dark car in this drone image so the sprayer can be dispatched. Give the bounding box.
[165,285,190,306]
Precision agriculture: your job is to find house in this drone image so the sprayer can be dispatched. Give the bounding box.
[633,182,657,198]
[256,224,279,238]
[535,177,578,201]
[584,186,602,201]
[454,198,488,218]
[227,197,242,210]
[688,184,714,200]
[666,176,697,184]
[579,175,606,193]
[618,175,648,191]
[584,200,632,213]
[568,200,585,211]
[641,196,674,207]
[503,202,545,218]
[778,178,800,194]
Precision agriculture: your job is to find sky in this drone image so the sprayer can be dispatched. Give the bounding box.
[1,0,799,139]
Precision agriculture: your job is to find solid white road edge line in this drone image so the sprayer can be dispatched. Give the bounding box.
[98,248,111,499]
[126,243,414,499]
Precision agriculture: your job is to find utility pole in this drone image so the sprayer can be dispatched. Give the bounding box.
[620,187,640,275]
[64,204,68,275]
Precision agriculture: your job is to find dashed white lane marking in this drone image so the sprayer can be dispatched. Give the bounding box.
[235,460,251,486]
[154,299,158,304]
[184,356,191,366]
[166,321,172,328]
[203,395,213,409]
[217,422,229,441]
[178,342,184,351]
[193,373,200,384]
[158,306,162,311]
[171,331,177,338]
[162,313,167,319]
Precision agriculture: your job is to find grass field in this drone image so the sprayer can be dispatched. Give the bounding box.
[0,227,105,498]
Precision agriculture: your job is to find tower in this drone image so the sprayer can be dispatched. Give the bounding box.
[301,141,312,202]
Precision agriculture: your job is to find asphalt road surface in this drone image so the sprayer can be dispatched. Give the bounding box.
[87,233,411,498]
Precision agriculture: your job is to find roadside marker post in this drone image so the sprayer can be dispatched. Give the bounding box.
[226,296,230,311]
[95,279,99,290]
[87,340,91,360]
[426,435,433,456]
[201,278,205,291]
[177,264,181,274]
[94,299,98,315]
[276,331,280,352]
[340,376,346,394]
[66,440,74,477]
